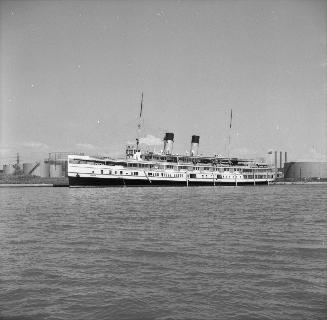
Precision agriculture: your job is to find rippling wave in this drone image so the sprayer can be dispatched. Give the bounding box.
[0,185,326,319]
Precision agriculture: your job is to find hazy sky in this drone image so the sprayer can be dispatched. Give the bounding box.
[1,0,326,164]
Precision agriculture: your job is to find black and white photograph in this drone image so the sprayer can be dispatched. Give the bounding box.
[1,0,326,319]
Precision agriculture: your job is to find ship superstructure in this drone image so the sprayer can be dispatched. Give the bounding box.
[68,133,274,187]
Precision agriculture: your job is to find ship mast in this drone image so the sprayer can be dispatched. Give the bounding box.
[136,92,143,152]
[227,108,232,160]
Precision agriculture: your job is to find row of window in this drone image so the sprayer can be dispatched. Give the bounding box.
[189,174,223,179]
[243,175,271,179]
[94,170,272,179]
[71,159,271,173]
[222,175,243,179]
[95,170,221,179]
[147,172,159,177]
[97,170,185,178]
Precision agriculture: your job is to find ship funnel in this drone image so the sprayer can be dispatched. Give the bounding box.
[190,135,200,156]
[163,132,174,155]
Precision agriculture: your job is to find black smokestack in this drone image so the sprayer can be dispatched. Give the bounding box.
[191,135,199,144]
[190,135,200,156]
[163,132,174,154]
[164,132,174,142]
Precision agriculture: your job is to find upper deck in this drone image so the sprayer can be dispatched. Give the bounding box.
[68,152,272,173]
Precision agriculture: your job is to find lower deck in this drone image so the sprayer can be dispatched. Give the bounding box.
[69,175,270,187]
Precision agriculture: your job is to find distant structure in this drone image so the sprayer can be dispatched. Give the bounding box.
[46,152,84,177]
[273,151,287,178]
[23,162,50,177]
[272,151,327,181]
[2,152,84,178]
[48,152,81,177]
[3,164,16,175]
[284,162,327,181]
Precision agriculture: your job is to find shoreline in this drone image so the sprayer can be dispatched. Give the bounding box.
[272,181,327,185]
[0,184,68,187]
[1,182,327,187]
[0,175,69,187]
[1,175,326,187]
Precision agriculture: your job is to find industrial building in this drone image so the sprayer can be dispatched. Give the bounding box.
[284,162,327,181]
[269,151,327,181]
[47,152,83,177]
[3,164,17,175]
[2,152,84,178]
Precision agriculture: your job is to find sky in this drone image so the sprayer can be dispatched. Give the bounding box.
[1,0,326,165]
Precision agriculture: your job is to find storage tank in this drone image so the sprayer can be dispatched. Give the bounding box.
[50,164,63,177]
[34,162,50,177]
[23,163,35,175]
[3,164,15,175]
[284,162,327,180]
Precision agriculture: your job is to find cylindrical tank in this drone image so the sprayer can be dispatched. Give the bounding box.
[23,163,35,175]
[50,164,63,178]
[34,162,50,177]
[284,162,327,179]
[3,164,15,175]
[190,135,200,156]
[163,132,174,155]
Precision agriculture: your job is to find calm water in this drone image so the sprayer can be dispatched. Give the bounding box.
[0,185,326,320]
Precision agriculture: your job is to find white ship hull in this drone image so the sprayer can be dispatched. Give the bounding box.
[68,156,274,187]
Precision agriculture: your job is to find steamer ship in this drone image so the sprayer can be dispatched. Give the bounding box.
[68,95,274,187]
[68,133,274,187]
